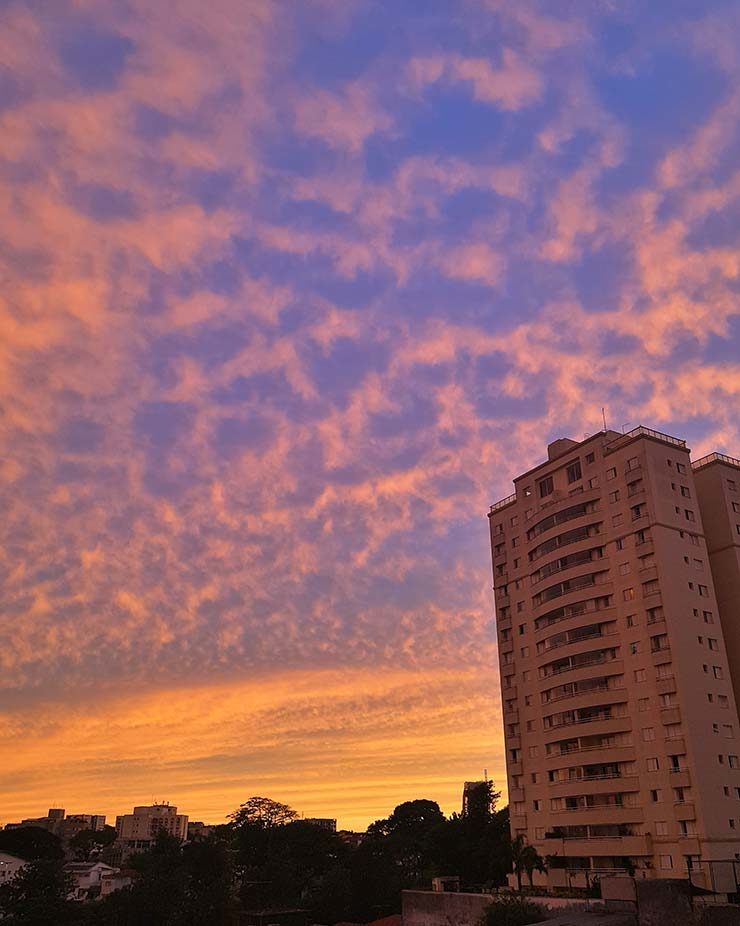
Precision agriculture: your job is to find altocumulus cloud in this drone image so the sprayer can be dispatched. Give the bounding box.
[0,0,739,828]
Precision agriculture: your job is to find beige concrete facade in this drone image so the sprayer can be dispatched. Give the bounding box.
[488,427,740,887]
[115,803,188,852]
[693,455,740,713]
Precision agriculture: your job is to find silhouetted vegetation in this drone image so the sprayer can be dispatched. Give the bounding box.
[478,894,544,926]
[0,791,515,925]
[0,827,64,861]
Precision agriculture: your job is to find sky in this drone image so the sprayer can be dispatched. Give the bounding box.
[1,0,740,832]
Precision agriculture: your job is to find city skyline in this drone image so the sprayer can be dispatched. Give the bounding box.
[2,1,740,831]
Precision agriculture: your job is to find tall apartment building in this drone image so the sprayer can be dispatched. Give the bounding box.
[694,454,740,711]
[488,426,740,889]
[115,803,188,855]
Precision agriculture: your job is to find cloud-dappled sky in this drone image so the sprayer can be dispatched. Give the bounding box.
[1,0,740,830]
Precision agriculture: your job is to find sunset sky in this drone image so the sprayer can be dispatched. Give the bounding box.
[2,0,740,832]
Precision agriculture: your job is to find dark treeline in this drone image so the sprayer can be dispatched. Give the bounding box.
[0,784,515,925]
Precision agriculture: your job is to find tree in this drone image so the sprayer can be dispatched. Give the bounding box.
[228,796,298,829]
[511,835,546,891]
[69,826,116,861]
[430,794,510,891]
[463,781,501,820]
[0,827,63,861]
[0,858,74,925]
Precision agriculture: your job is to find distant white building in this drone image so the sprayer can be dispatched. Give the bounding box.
[0,852,25,884]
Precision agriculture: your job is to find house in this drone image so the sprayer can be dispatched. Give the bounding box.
[65,861,119,901]
[0,852,26,884]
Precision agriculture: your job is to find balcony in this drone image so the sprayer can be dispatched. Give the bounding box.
[675,802,696,821]
[533,582,614,620]
[543,686,627,711]
[509,788,525,803]
[540,653,622,681]
[550,834,650,858]
[660,706,682,725]
[606,426,687,453]
[692,452,740,472]
[545,742,635,769]
[539,630,619,661]
[656,677,676,695]
[490,493,517,514]
[552,805,643,824]
[669,770,691,788]
[650,647,671,664]
[550,775,639,798]
[546,716,632,742]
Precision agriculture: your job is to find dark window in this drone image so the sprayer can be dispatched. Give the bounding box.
[567,461,582,484]
[539,476,554,498]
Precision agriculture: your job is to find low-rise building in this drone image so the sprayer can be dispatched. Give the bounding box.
[0,852,26,884]
[304,818,337,832]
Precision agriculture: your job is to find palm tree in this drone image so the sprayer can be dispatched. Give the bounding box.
[511,835,547,891]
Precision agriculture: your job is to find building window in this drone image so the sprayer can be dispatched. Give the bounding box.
[647,757,659,771]
[685,509,695,522]
[715,666,725,679]
[676,462,687,474]
[589,477,599,488]
[624,588,635,601]
[698,585,709,597]
[626,457,639,471]
[609,490,620,503]
[656,821,668,835]
[586,453,595,464]
[634,669,646,682]
[613,514,624,527]
[538,476,554,498]
[619,562,631,575]
[650,788,661,801]
[567,461,582,483]
[660,855,674,870]
[638,698,650,711]
[607,467,617,480]
[643,728,656,742]
[729,755,739,769]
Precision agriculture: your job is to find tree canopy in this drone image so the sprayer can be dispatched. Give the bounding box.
[0,827,63,861]
[228,796,298,829]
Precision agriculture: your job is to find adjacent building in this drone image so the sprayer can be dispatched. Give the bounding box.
[303,818,337,832]
[4,809,106,840]
[115,803,188,856]
[693,454,740,711]
[488,426,740,888]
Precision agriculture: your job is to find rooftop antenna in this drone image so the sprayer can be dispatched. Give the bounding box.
[484,768,488,783]
[601,407,607,431]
